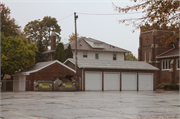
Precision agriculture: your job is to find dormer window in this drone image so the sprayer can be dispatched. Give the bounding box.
[83,52,88,58]
[113,53,117,60]
[95,53,99,59]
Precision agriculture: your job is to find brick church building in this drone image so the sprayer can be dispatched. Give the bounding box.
[138,27,179,85]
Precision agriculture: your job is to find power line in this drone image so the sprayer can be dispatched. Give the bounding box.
[58,11,142,22]
[76,11,143,15]
[58,14,73,21]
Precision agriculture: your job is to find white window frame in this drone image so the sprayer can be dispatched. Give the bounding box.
[113,53,117,60]
[149,51,151,61]
[162,59,170,70]
[83,52,88,58]
[144,52,146,62]
[95,53,99,59]
[177,58,180,70]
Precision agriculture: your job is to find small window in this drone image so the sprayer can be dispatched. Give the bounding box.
[83,52,87,58]
[149,52,151,61]
[177,58,180,69]
[144,52,146,62]
[113,53,117,60]
[162,59,170,70]
[95,53,99,59]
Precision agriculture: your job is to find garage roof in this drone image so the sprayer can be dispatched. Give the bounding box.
[13,60,76,76]
[64,58,159,71]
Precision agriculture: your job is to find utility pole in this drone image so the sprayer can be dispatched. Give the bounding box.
[74,12,78,81]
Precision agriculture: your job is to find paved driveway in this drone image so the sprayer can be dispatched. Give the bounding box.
[0,91,180,119]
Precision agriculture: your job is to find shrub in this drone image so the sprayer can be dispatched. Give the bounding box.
[164,84,179,90]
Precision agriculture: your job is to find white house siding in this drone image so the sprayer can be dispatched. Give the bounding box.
[73,51,124,61]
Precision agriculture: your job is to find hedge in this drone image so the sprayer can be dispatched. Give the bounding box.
[164,84,179,90]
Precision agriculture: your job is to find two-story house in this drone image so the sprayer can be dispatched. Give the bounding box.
[64,37,130,61]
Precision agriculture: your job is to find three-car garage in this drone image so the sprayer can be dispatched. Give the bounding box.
[64,59,159,91]
[84,71,154,91]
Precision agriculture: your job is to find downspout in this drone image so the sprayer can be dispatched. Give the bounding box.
[82,68,84,91]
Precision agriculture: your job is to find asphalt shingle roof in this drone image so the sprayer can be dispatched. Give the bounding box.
[156,48,179,59]
[14,60,75,75]
[64,37,130,53]
[65,58,159,71]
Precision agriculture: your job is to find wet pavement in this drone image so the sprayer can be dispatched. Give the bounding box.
[0,91,180,119]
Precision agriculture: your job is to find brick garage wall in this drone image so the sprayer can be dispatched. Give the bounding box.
[65,61,83,90]
[26,62,75,91]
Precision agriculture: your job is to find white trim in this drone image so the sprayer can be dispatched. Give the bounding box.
[27,60,76,74]
[82,68,84,90]
[161,59,170,70]
[14,60,76,76]
[177,58,180,70]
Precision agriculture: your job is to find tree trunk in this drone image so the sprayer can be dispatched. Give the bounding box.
[1,73,5,80]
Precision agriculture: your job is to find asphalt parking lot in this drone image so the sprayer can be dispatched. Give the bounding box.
[0,91,180,119]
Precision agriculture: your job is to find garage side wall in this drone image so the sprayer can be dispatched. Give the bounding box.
[26,62,75,91]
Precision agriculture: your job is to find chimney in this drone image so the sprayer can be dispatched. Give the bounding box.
[51,32,56,50]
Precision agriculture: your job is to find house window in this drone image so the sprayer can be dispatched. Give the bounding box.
[144,52,146,62]
[177,58,180,69]
[95,53,99,59]
[149,52,151,61]
[113,53,117,60]
[162,59,170,70]
[83,52,87,58]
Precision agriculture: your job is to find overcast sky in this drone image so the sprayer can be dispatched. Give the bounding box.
[2,0,143,58]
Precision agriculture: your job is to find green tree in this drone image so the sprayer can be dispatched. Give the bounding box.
[1,33,38,80]
[113,0,179,45]
[68,32,79,42]
[125,53,137,61]
[0,3,20,37]
[65,44,73,60]
[53,42,65,62]
[35,40,47,63]
[24,16,61,48]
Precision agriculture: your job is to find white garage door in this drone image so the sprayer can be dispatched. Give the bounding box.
[104,72,120,91]
[85,72,102,90]
[139,73,153,90]
[122,73,137,91]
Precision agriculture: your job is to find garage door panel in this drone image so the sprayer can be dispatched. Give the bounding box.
[139,73,153,91]
[85,72,102,90]
[104,72,120,91]
[122,73,137,91]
